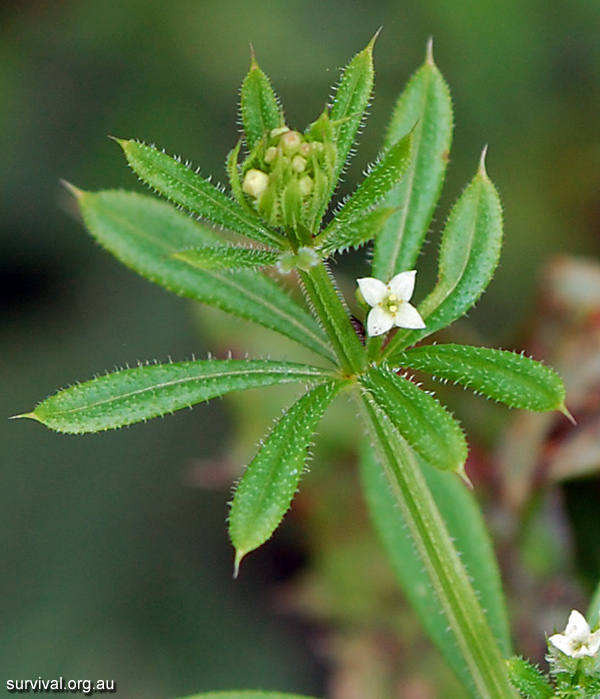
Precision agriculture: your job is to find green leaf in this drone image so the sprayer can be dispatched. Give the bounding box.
[329,34,376,189]
[373,40,453,279]
[19,359,333,433]
[172,245,279,271]
[226,139,255,212]
[359,397,516,698]
[240,54,284,151]
[506,658,554,699]
[588,579,600,628]
[360,441,512,694]
[322,130,412,234]
[359,364,468,473]
[394,344,568,413]
[317,207,395,257]
[385,152,503,356]
[72,189,334,361]
[116,138,284,248]
[229,381,342,571]
[177,694,321,699]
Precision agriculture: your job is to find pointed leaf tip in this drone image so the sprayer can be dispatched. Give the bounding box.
[8,412,37,422]
[108,135,127,146]
[368,27,383,50]
[561,403,577,425]
[426,37,434,64]
[248,44,259,70]
[457,465,474,490]
[479,145,489,176]
[233,550,245,579]
[60,180,84,199]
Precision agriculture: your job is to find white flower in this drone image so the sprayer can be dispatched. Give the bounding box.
[549,610,600,658]
[357,271,426,337]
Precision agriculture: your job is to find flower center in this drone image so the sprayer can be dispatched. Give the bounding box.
[385,293,401,314]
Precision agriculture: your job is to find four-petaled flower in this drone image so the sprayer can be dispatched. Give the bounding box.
[548,610,600,659]
[357,271,426,337]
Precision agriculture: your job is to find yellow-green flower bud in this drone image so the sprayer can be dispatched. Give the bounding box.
[299,142,312,157]
[280,130,302,155]
[237,112,336,237]
[298,175,313,196]
[291,155,307,173]
[242,168,269,198]
[264,146,278,164]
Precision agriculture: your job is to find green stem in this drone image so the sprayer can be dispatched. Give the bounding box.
[366,334,383,362]
[299,262,367,375]
[360,394,517,699]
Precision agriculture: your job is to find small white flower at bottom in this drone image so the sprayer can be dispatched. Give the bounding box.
[357,270,426,337]
[548,610,600,659]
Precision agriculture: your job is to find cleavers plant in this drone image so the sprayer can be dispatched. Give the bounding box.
[16,35,578,699]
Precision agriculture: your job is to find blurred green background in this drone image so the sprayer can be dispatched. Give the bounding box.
[3,1,600,697]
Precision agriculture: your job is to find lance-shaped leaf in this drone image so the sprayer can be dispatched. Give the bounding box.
[116,138,284,248]
[360,441,512,692]
[385,151,503,357]
[72,189,334,361]
[394,343,568,413]
[177,694,321,699]
[359,364,467,473]
[240,53,284,151]
[359,398,514,698]
[229,381,342,572]
[320,130,412,239]
[172,245,279,271]
[317,207,395,257]
[329,34,376,188]
[17,359,333,434]
[373,39,453,279]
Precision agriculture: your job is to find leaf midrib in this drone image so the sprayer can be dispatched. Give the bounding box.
[46,363,332,417]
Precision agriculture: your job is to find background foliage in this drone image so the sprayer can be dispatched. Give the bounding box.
[3,1,600,697]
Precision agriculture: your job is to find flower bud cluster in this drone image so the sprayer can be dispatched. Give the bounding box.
[240,122,336,240]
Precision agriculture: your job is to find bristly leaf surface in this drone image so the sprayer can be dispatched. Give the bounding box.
[317,207,395,257]
[240,55,285,152]
[73,189,334,361]
[117,139,284,248]
[373,40,453,279]
[328,35,376,199]
[172,245,279,271]
[21,360,333,433]
[359,364,468,474]
[323,130,412,233]
[360,440,512,694]
[393,344,567,413]
[229,381,342,571]
[385,153,503,358]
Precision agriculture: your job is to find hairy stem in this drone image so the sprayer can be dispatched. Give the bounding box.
[360,394,517,699]
[299,262,367,375]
